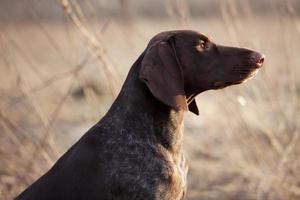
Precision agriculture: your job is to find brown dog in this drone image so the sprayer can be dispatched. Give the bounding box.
[16,30,264,200]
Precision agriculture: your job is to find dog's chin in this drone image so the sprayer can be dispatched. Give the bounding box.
[239,68,261,83]
[212,81,230,89]
[213,68,261,89]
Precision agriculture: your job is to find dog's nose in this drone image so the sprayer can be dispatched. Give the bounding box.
[252,52,265,68]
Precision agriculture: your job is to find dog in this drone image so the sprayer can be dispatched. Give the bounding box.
[16,30,265,200]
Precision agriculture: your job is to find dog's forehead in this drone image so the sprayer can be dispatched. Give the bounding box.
[177,32,210,43]
[149,30,210,46]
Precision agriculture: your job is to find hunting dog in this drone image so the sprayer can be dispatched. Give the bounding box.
[16,30,265,200]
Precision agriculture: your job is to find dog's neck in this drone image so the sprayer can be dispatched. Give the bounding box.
[104,54,185,152]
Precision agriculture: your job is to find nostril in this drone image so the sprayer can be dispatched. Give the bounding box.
[257,56,264,64]
[252,53,265,67]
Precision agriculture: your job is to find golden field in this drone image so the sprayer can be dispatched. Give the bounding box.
[0,0,299,199]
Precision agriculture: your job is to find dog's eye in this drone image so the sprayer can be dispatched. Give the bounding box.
[200,40,206,48]
[197,40,210,51]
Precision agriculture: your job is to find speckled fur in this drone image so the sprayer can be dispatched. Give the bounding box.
[16,52,188,200]
[16,30,264,200]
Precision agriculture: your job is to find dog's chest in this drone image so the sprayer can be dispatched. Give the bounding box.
[155,149,188,200]
[102,122,188,199]
[106,138,188,200]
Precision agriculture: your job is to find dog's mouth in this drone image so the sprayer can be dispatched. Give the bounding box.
[236,66,261,83]
[213,53,265,89]
[240,67,260,83]
[230,58,264,83]
[213,67,261,89]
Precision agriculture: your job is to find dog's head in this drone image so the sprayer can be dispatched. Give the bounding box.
[139,30,265,115]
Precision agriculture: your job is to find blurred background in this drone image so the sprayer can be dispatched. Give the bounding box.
[1,0,300,199]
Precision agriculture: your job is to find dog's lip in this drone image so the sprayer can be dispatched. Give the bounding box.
[249,68,260,77]
[236,67,261,84]
[214,68,261,87]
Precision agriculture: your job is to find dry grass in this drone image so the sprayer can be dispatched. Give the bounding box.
[0,0,300,199]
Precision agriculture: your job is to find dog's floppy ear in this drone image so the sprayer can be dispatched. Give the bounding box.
[139,37,188,111]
